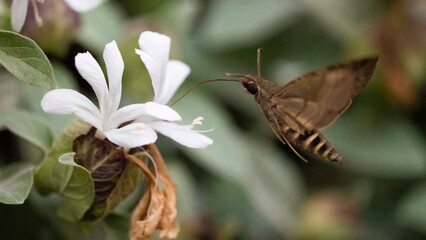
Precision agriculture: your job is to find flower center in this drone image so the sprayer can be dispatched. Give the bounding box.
[134,123,147,130]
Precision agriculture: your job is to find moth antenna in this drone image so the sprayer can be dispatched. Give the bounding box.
[257,48,263,76]
[269,115,309,163]
[170,78,239,107]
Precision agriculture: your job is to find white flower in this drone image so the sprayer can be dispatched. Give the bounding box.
[135,31,213,149]
[63,0,103,12]
[41,41,182,148]
[11,0,103,32]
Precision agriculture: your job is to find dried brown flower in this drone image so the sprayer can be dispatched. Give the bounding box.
[127,144,179,240]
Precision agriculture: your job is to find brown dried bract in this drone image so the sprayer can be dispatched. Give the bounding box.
[127,144,179,240]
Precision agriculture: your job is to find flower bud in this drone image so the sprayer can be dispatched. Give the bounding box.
[73,127,142,221]
[20,0,81,56]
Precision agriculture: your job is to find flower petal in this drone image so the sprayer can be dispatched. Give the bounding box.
[103,40,124,112]
[64,0,103,12]
[150,121,213,149]
[41,89,102,130]
[75,51,109,115]
[109,103,146,129]
[144,102,181,121]
[11,0,28,32]
[137,31,171,100]
[155,60,190,104]
[104,123,157,148]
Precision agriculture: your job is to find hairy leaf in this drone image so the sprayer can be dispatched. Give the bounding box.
[0,30,57,89]
[0,108,54,153]
[0,163,33,204]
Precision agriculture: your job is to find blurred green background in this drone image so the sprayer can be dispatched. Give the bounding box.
[0,0,425,239]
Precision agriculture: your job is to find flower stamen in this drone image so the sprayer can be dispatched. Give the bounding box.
[31,0,43,27]
[191,116,204,126]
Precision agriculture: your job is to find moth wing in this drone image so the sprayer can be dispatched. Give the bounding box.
[274,56,378,132]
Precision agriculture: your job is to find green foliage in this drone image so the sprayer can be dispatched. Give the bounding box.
[34,120,94,221]
[0,31,57,90]
[72,129,142,222]
[0,163,33,204]
[174,93,303,237]
[56,153,95,221]
[396,183,426,233]
[325,105,426,177]
[0,108,54,153]
[197,0,301,50]
[0,0,425,239]
[78,2,126,54]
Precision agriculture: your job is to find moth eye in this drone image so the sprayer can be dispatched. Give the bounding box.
[246,83,258,95]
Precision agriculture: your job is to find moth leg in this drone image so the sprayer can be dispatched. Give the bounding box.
[271,115,309,163]
[266,119,287,146]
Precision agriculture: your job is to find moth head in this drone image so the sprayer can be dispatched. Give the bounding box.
[241,75,260,95]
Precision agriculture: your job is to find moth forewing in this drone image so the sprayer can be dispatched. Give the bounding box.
[276,56,379,131]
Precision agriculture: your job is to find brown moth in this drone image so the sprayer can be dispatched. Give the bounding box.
[230,50,378,163]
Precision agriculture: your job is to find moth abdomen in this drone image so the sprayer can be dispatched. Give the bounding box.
[283,127,346,163]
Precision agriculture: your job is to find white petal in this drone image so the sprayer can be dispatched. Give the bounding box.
[144,102,181,121]
[75,51,109,115]
[64,0,103,12]
[41,89,102,130]
[103,40,124,112]
[11,0,28,32]
[155,60,190,104]
[109,103,146,129]
[104,123,157,148]
[137,31,171,100]
[150,121,213,149]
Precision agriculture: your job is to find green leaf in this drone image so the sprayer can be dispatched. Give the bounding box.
[34,120,94,221]
[324,106,426,178]
[18,62,77,135]
[56,153,95,221]
[0,108,54,153]
[396,182,426,232]
[0,163,34,204]
[197,0,301,50]
[0,30,57,89]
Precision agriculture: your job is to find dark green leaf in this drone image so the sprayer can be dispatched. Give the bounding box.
[0,163,33,204]
[0,30,57,89]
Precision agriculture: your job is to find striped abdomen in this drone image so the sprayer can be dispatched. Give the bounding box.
[280,125,346,163]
